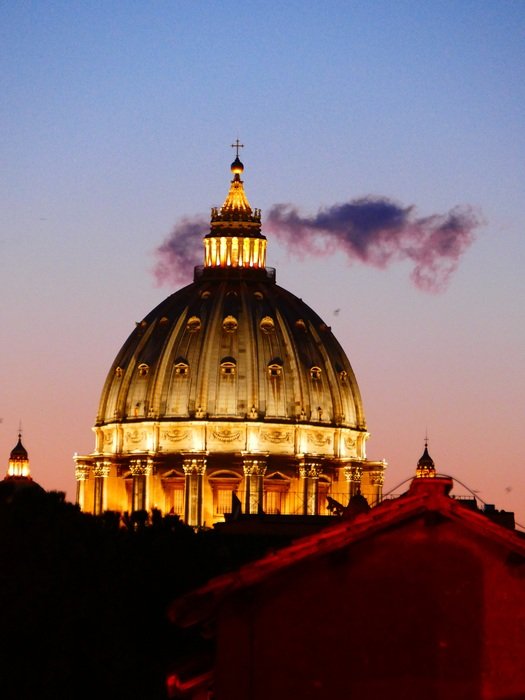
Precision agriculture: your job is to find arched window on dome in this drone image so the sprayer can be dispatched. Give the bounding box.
[267,359,283,378]
[170,358,191,416]
[186,316,201,332]
[260,316,275,334]
[295,318,307,333]
[138,363,149,377]
[174,359,189,377]
[266,358,286,418]
[310,366,322,381]
[222,315,238,332]
[217,357,238,416]
[220,357,237,376]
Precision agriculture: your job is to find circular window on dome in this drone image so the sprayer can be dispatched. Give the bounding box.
[295,319,307,332]
[115,366,123,378]
[339,370,348,383]
[159,316,169,325]
[186,316,201,332]
[138,363,149,377]
[260,316,275,334]
[253,291,263,300]
[310,366,322,381]
[201,290,211,299]
[222,315,238,332]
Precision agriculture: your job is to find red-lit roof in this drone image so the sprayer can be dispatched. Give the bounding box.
[170,476,525,628]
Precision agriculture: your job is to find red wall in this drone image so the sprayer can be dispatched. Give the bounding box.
[213,518,525,700]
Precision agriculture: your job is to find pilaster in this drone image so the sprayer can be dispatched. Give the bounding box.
[299,460,323,515]
[93,460,110,515]
[242,456,267,514]
[182,456,207,527]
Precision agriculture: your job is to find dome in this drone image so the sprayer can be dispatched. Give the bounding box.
[76,151,386,524]
[96,276,365,430]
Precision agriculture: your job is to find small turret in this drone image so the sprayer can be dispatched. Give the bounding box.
[7,432,31,479]
[415,439,436,479]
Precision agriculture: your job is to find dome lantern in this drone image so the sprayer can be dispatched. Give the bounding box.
[205,144,265,270]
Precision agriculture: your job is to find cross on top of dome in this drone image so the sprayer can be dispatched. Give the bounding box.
[231,139,244,157]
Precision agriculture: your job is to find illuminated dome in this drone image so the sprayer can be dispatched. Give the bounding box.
[96,282,365,433]
[75,151,385,524]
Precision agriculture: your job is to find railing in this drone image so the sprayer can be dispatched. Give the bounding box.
[231,491,353,516]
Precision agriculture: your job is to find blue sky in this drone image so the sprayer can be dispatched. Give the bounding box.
[1,1,524,517]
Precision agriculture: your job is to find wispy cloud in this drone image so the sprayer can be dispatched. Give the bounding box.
[154,197,481,292]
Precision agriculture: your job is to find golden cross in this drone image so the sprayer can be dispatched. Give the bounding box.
[231,139,244,157]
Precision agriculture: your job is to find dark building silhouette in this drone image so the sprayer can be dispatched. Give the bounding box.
[169,464,525,700]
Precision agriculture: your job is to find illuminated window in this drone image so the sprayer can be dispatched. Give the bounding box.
[186,316,201,332]
[132,474,147,512]
[171,488,184,515]
[174,360,189,377]
[222,315,238,332]
[215,489,234,515]
[220,357,237,376]
[138,363,149,377]
[310,366,322,381]
[210,473,242,516]
[268,360,283,378]
[265,489,286,514]
[264,473,290,514]
[260,316,275,334]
